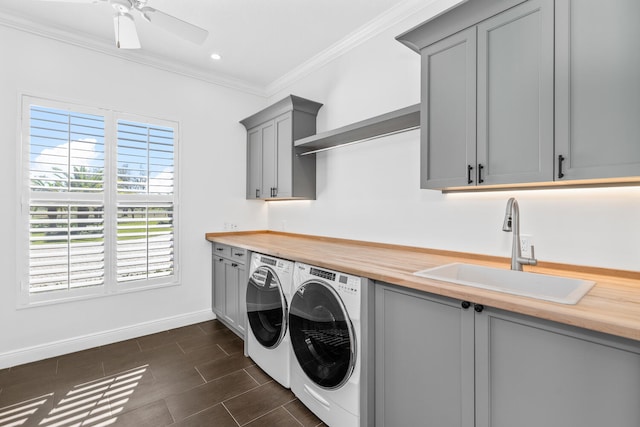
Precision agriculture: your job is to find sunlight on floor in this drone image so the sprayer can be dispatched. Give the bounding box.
[0,365,148,427]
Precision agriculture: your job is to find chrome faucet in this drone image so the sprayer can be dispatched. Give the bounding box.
[502,197,537,271]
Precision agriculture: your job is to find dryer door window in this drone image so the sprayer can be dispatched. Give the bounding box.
[289,280,355,389]
[246,266,287,349]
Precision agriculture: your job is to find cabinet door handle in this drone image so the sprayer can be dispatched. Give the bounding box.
[231,263,238,268]
[467,165,474,184]
[461,301,471,309]
[558,155,565,179]
[478,164,484,184]
[234,252,244,257]
[474,304,484,313]
[273,187,277,197]
[218,257,224,262]
[216,247,224,251]
[255,189,260,198]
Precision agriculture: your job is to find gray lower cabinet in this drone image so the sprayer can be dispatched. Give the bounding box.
[419,0,553,189]
[241,95,322,200]
[554,0,640,181]
[212,243,248,338]
[375,282,640,426]
[375,284,475,426]
[476,307,640,427]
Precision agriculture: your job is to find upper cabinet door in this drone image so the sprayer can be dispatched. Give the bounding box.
[274,113,293,198]
[260,121,277,198]
[476,0,554,186]
[421,27,477,189]
[555,0,640,181]
[247,127,263,199]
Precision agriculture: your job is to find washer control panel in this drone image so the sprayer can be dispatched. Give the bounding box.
[337,274,360,296]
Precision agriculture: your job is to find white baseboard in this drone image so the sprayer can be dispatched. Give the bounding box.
[0,310,216,369]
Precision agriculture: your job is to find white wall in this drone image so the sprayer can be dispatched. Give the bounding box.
[0,25,266,367]
[267,3,640,272]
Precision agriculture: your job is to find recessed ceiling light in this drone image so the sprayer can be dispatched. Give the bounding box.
[210,53,222,60]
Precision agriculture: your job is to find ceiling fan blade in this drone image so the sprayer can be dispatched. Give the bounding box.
[139,7,208,44]
[113,12,141,49]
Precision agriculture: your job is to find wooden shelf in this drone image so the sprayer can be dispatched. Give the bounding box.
[295,104,420,155]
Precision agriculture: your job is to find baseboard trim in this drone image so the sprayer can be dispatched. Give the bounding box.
[0,310,216,369]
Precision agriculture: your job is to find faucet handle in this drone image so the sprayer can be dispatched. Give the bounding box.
[528,245,538,266]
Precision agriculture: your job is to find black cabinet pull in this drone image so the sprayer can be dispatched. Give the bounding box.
[216,247,223,251]
[273,187,277,197]
[234,252,244,257]
[467,165,474,184]
[478,164,484,184]
[474,304,484,313]
[461,301,471,309]
[231,263,238,268]
[255,189,260,198]
[558,155,565,179]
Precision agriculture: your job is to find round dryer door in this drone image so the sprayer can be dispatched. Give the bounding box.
[289,280,355,389]
[246,266,287,349]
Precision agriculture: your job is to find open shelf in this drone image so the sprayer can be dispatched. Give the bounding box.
[295,103,420,155]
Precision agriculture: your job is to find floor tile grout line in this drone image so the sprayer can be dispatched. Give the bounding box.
[242,367,263,386]
[221,401,242,426]
[239,401,298,427]
[217,343,230,357]
[162,398,176,425]
[193,365,207,384]
[281,401,305,426]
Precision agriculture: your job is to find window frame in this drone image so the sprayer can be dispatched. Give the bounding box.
[18,95,180,307]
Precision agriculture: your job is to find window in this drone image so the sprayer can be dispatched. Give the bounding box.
[20,96,179,305]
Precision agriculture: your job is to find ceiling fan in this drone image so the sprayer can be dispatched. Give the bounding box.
[39,0,209,49]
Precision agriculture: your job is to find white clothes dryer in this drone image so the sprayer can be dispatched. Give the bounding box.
[289,262,363,427]
[246,253,294,388]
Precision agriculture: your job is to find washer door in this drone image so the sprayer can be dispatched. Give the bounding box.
[246,266,287,349]
[289,280,355,389]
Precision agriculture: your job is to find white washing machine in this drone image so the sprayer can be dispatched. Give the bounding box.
[246,253,294,388]
[289,262,363,427]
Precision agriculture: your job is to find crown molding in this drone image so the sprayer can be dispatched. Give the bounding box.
[0,11,267,97]
[264,0,444,97]
[0,0,456,99]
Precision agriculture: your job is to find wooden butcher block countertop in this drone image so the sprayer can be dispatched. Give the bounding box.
[205,231,640,342]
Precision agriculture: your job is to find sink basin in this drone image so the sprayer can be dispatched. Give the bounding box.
[413,263,596,304]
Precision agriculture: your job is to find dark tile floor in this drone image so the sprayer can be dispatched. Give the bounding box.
[0,320,325,427]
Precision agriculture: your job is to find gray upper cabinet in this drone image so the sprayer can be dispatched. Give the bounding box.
[415,0,554,189]
[554,0,640,181]
[421,27,476,189]
[401,0,640,190]
[240,95,322,200]
[476,0,554,186]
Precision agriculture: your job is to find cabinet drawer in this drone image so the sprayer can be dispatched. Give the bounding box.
[213,243,231,258]
[230,247,247,263]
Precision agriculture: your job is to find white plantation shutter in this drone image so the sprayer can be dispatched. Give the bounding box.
[27,104,106,294]
[29,106,105,192]
[116,204,174,282]
[22,96,178,303]
[116,120,176,285]
[29,204,105,292]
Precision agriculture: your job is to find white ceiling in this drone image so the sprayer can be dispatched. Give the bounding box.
[0,0,423,94]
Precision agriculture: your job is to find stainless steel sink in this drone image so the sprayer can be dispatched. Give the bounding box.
[413,263,596,304]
